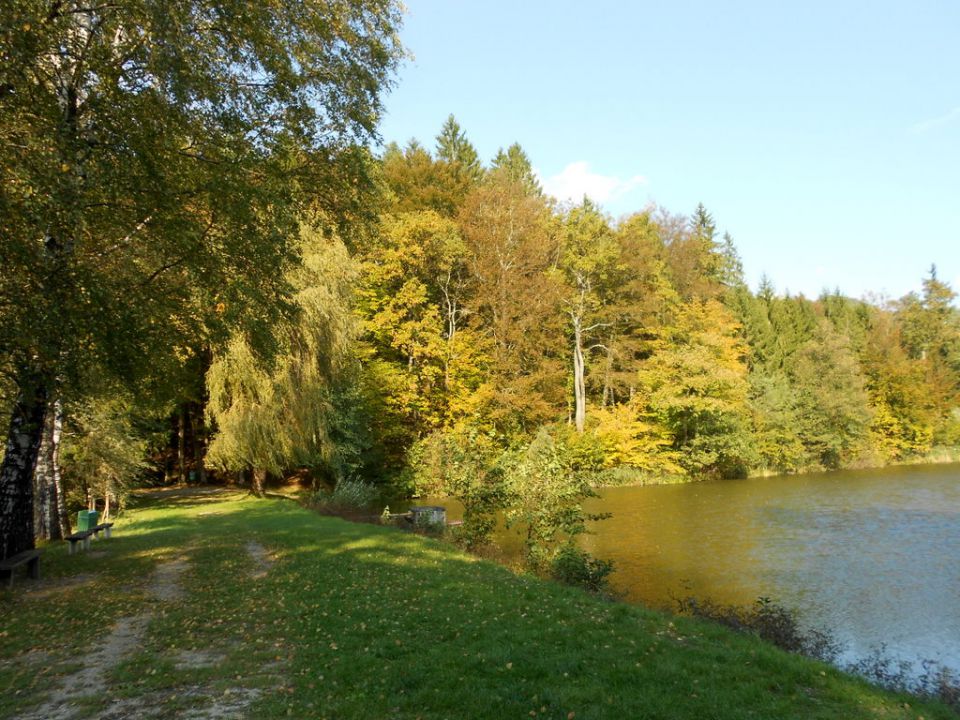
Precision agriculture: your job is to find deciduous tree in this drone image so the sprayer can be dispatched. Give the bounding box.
[0,0,402,555]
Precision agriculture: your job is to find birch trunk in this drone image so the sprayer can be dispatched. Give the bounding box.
[0,370,49,559]
[51,400,69,537]
[573,319,586,434]
[34,399,65,540]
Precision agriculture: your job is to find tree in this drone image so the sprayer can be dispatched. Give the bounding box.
[357,210,488,439]
[660,204,725,300]
[504,428,608,571]
[897,267,960,439]
[381,140,469,217]
[557,200,620,433]
[861,309,934,459]
[0,1,402,556]
[458,174,564,435]
[409,427,507,551]
[435,114,483,183]
[206,226,358,495]
[59,392,151,520]
[596,211,669,406]
[491,143,542,196]
[788,321,872,468]
[637,299,755,478]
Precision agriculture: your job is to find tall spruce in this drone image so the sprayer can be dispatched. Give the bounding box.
[435,115,483,182]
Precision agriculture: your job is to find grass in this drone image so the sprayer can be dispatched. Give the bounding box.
[0,488,956,719]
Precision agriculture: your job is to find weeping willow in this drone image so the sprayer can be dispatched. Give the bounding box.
[205,224,357,487]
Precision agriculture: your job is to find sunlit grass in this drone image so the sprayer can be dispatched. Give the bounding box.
[0,490,955,719]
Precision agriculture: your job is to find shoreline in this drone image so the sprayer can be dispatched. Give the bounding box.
[589,448,960,488]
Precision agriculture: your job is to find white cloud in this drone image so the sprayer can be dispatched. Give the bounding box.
[909,106,960,134]
[538,161,647,206]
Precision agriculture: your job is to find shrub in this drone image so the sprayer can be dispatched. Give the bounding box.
[676,596,840,662]
[409,428,507,551]
[310,479,378,513]
[851,646,960,712]
[550,542,613,593]
[504,428,611,572]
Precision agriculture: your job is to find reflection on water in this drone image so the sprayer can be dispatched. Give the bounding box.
[426,463,960,674]
[591,464,960,673]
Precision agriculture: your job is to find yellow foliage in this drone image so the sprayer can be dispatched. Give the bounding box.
[589,402,683,475]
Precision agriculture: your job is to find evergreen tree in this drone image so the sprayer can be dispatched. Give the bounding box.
[435,114,483,182]
[491,143,542,196]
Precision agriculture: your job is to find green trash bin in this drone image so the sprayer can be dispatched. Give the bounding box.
[77,510,99,531]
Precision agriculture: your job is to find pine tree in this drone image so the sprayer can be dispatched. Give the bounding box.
[491,143,542,196]
[435,115,483,182]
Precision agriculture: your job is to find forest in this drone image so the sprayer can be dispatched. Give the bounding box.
[1,2,959,567]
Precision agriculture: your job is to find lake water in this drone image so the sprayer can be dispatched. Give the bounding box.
[425,463,960,674]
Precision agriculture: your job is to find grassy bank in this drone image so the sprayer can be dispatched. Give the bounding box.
[0,489,955,719]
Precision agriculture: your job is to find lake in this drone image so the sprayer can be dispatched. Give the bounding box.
[425,463,960,675]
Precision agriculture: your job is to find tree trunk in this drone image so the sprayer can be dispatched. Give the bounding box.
[103,492,111,522]
[177,406,187,485]
[251,468,266,498]
[602,345,614,407]
[51,399,69,537]
[0,370,49,560]
[573,320,586,434]
[34,399,65,541]
[190,405,206,484]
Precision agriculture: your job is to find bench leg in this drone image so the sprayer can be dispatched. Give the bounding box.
[28,557,39,580]
[104,527,111,539]
[83,536,91,551]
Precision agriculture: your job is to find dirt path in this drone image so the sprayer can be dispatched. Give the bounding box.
[245,541,273,580]
[16,556,188,720]
[16,535,280,719]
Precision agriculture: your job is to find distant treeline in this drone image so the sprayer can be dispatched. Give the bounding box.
[290,116,957,489]
[16,116,960,536]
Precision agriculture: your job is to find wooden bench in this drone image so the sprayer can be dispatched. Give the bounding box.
[66,522,116,554]
[65,530,94,554]
[91,522,114,539]
[0,549,43,589]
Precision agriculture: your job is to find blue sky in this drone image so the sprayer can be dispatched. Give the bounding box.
[377,0,959,302]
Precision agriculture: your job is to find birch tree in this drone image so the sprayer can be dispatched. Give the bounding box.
[557,200,620,433]
[0,0,402,557]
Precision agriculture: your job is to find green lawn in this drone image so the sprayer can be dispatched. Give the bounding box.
[0,489,953,719]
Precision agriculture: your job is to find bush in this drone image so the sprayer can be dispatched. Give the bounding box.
[505,427,610,572]
[409,428,507,551]
[550,542,613,593]
[851,646,960,712]
[676,596,840,662]
[310,479,378,513]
